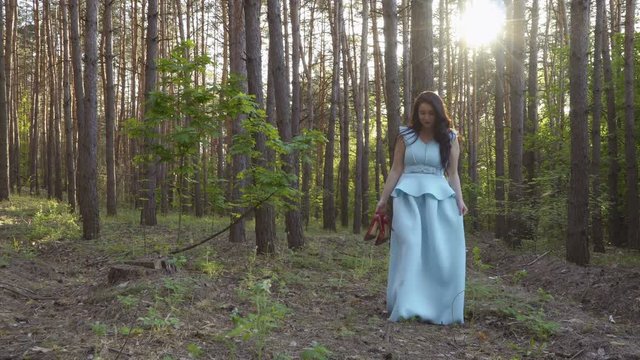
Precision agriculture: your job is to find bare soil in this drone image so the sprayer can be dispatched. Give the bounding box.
[1,204,639,359]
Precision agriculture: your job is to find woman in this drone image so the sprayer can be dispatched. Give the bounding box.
[376,91,467,324]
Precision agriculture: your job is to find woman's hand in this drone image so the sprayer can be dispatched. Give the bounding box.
[375,199,387,214]
[457,199,468,216]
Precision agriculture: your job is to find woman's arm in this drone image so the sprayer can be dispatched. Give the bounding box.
[375,137,406,214]
[446,136,468,216]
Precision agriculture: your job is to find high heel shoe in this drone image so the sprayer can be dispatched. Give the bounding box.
[364,213,381,241]
[375,213,390,245]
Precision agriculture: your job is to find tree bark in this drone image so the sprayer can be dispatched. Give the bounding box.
[268,0,304,248]
[411,0,434,99]
[338,7,350,228]
[44,0,54,199]
[29,0,41,195]
[437,0,445,96]
[61,0,76,211]
[591,0,605,253]
[104,0,117,216]
[0,0,9,200]
[494,40,506,239]
[623,0,639,249]
[567,0,590,265]
[8,0,18,193]
[382,0,401,161]
[601,1,623,246]
[372,1,387,198]
[401,0,411,122]
[228,0,248,242]
[245,0,276,254]
[70,0,85,209]
[130,0,140,208]
[323,0,339,231]
[507,0,525,246]
[301,0,316,226]
[351,0,368,234]
[524,0,539,185]
[78,0,100,238]
[140,0,159,226]
[5,0,14,192]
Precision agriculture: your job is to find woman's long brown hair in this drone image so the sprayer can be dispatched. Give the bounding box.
[400,91,455,169]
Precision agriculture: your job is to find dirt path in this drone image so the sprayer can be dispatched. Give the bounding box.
[1,204,639,359]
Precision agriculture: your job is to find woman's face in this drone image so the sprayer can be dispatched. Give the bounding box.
[417,102,436,130]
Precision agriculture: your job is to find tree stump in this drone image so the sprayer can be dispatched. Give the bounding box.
[107,258,176,285]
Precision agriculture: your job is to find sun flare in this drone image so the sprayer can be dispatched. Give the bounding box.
[456,0,506,48]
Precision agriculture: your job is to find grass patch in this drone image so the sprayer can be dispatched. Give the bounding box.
[466,276,559,341]
[223,254,290,360]
[591,247,640,267]
[30,201,80,242]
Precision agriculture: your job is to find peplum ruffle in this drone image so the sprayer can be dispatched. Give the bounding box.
[391,173,455,200]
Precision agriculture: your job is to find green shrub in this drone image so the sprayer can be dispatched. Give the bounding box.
[30,201,80,242]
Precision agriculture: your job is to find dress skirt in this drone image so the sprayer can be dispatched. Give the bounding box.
[386,191,466,324]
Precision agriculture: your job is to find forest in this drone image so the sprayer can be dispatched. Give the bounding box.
[1,0,640,359]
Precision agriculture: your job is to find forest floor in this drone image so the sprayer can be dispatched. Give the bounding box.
[1,196,640,360]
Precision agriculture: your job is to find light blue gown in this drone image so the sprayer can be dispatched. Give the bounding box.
[387,126,466,324]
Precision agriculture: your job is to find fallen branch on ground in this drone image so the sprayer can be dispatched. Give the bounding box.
[169,190,277,255]
[524,251,550,267]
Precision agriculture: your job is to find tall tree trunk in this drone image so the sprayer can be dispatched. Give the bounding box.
[437,0,445,96]
[301,0,316,226]
[217,0,228,196]
[130,0,140,208]
[140,0,159,226]
[524,0,539,185]
[494,39,506,239]
[53,7,63,202]
[228,0,248,242]
[323,0,339,231]
[411,0,434,99]
[351,0,368,234]
[43,1,62,201]
[290,0,301,180]
[507,0,525,246]
[61,0,76,211]
[44,0,54,199]
[104,0,117,216]
[609,0,621,34]
[29,0,41,195]
[174,0,189,215]
[5,0,14,192]
[400,0,413,123]
[444,0,453,112]
[245,0,276,254]
[0,0,8,200]
[567,0,590,265]
[8,0,18,193]
[623,0,638,249]
[70,0,85,207]
[382,0,401,160]
[192,0,204,218]
[372,1,387,197]
[268,0,304,248]
[200,0,208,214]
[78,0,100,238]
[339,7,349,228]
[361,1,372,226]
[591,0,605,253]
[290,0,303,230]
[401,0,411,122]
[602,1,623,246]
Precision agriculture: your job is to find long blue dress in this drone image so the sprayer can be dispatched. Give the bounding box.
[386,126,466,324]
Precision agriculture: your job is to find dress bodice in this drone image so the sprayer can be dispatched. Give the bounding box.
[401,127,445,175]
[391,126,456,200]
